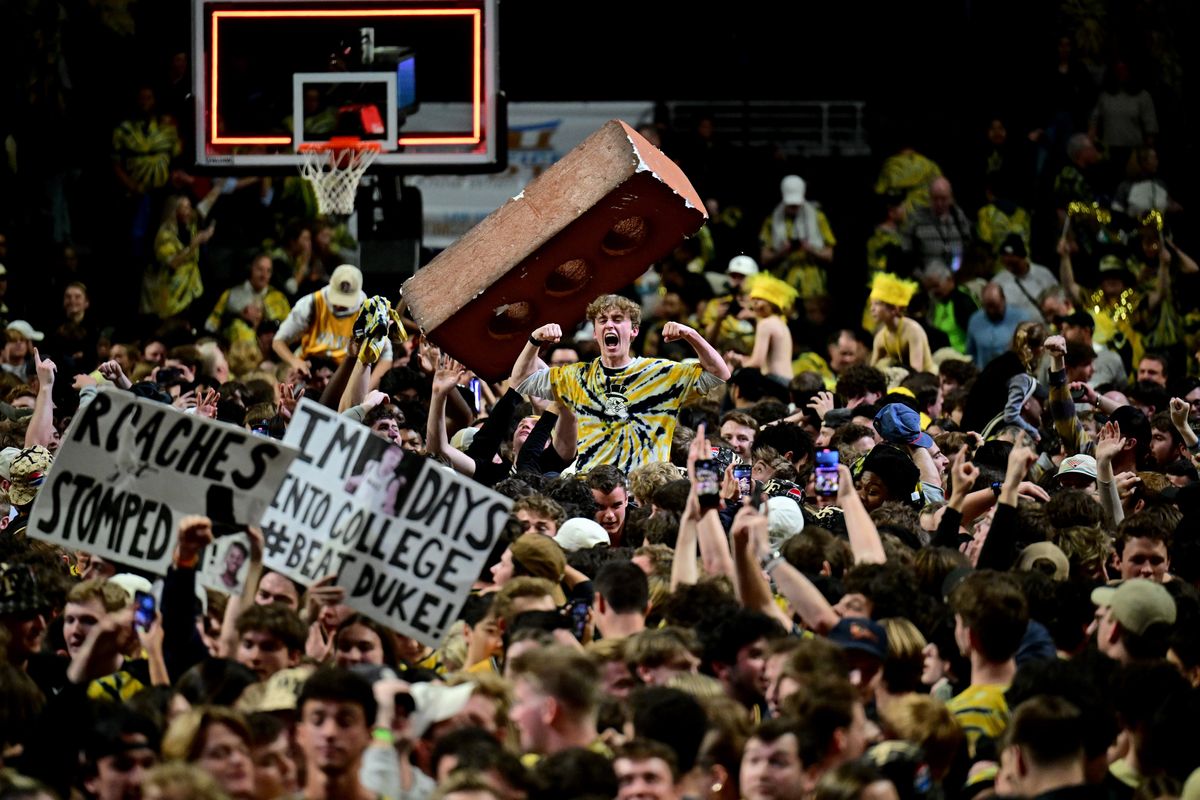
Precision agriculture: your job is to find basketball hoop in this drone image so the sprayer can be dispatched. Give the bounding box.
[298,137,382,215]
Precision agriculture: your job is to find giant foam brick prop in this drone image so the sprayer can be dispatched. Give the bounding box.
[402,119,707,381]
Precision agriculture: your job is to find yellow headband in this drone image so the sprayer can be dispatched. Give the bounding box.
[747,274,799,313]
[869,272,919,309]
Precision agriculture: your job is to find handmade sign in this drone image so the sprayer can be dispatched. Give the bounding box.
[259,400,511,646]
[28,388,298,574]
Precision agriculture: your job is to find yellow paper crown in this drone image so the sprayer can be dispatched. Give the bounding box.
[747,274,799,313]
[869,272,919,308]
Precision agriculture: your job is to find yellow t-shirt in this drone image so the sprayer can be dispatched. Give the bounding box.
[298,290,357,361]
[947,683,1010,757]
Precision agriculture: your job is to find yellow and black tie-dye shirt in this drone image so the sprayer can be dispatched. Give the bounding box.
[519,358,723,474]
[111,116,181,192]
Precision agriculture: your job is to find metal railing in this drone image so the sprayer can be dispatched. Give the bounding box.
[666,100,870,158]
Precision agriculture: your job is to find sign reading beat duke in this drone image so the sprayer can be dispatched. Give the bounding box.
[28,388,299,574]
[258,400,511,647]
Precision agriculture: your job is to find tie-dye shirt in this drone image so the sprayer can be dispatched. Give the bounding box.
[518,358,723,474]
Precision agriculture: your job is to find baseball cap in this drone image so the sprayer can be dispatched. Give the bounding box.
[449,426,477,452]
[237,665,316,713]
[553,517,610,552]
[1015,542,1071,581]
[108,574,154,602]
[762,478,806,505]
[0,562,49,615]
[781,175,806,205]
[1060,310,1096,330]
[766,496,805,545]
[1182,767,1200,800]
[941,567,974,600]
[999,234,1027,259]
[510,533,567,584]
[326,264,364,308]
[727,255,760,277]
[827,617,889,661]
[9,445,53,506]
[6,320,44,342]
[874,403,934,449]
[1091,579,1176,635]
[0,446,21,481]
[1056,454,1097,481]
[408,681,476,739]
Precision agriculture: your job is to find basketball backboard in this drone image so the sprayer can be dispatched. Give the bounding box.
[192,0,502,171]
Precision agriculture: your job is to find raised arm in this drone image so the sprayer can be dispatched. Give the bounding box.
[426,356,476,477]
[730,505,794,630]
[685,424,736,579]
[1169,397,1200,450]
[977,445,1037,571]
[98,359,133,390]
[1057,238,1085,306]
[1095,421,1127,526]
[338,359,371,412]
[1045,335,1091,456]
[836,463,887,564]
[318,336,360,408]
[25,349,56,449]
[698,509,736,581]
[217,527,266,659]
[662,322,732,380]
[551,401,578,465]
[512,323,561,386]
[670,496,701,590]
[765,557,840,635]
[1146,247,1171,310]
[1169,241,1199,274]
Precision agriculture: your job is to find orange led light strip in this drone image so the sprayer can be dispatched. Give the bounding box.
[210,7,484,147]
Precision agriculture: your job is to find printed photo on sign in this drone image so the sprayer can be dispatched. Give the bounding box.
[199,532,252,595]
[341,435,421,516]
[26,388,299,575]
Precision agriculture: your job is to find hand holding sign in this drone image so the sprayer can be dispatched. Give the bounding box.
[306,620,334,663]
[304,573,346,624]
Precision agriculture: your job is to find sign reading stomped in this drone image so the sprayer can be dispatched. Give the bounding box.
[259,400,511,647]
[28,388,299,574]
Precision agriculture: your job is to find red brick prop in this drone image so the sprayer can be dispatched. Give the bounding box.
[402,119,707,381]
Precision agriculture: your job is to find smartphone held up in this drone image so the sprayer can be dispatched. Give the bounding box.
[815,449,839,497]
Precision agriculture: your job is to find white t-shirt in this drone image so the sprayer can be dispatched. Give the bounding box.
[992,262,1059,321]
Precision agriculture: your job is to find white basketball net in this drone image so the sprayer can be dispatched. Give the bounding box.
[298,144,379,215]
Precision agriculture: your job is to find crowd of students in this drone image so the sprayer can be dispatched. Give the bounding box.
[0,257,1199,800]
[2,3,1199,798]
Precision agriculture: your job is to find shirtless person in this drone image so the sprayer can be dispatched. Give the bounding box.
[868,272,933,374]
[726,274,796,386]
[343,445,405,513]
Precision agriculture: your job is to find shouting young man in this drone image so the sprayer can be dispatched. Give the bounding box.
[512,294,729,474]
